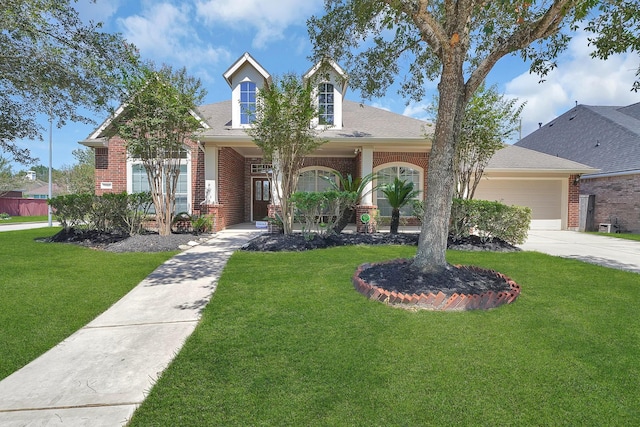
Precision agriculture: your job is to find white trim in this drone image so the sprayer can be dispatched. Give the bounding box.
[582,169,640,179]
[372,162,424,214]
[297,166,339,192]
[223,52,271,87]
[126,155,192,214]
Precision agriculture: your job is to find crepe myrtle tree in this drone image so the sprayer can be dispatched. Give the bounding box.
[114,63,206,236]
[246,73,326,235]
[309,0,640,273]
[429,84,525,200]
[0,0,138,164]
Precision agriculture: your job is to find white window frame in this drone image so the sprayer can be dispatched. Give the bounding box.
[126,153,192,214]
[297,166,339,192]
[373,162,423,217]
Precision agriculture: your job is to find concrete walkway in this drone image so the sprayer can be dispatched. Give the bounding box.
[0,221,60,232]
[518,230,640,274]
[0,225,262,426]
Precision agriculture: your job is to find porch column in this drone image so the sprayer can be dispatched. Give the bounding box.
[360,147,374,205]
[356,147,377,232]
[204,146,218,204]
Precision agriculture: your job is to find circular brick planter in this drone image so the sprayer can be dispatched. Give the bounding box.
[353,259,521,311]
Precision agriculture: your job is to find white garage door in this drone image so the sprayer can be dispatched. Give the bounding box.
[473,179,563,230]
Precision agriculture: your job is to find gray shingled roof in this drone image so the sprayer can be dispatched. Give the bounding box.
[196,99,432,141]
[515,102,640,176]
[487,145,596,173]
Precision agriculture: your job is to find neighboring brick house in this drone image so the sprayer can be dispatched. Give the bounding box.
[80,52,592,232]
[516,102,640,233]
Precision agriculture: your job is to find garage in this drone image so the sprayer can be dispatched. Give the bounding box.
[474,178,564,230]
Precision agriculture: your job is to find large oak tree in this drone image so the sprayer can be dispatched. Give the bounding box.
[1,0,136,163]
[309,0,640,272]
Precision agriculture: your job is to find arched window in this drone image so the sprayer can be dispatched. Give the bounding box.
[375,164,421,217]
[297,167,338,192]
[240,81,256,124]
[318,83,334,125]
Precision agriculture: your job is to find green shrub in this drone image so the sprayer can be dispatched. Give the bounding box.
[290,191,356,237]
[49,192,153,235]
[48,193,93,229]
[0,213,11,220]
[450,198,531,244]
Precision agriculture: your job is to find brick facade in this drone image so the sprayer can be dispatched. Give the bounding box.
[580,173,640,233]
[92,140,584,232]
[95,138,127,195]
[568,174,580,230]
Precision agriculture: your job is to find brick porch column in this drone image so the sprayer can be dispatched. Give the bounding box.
[356,205,377,233]
[201,204,225,232]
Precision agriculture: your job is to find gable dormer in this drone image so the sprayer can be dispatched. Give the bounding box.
[223,52,271,128]
[304,58,348,130]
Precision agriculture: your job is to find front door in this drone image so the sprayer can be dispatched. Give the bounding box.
[252,178,271,221]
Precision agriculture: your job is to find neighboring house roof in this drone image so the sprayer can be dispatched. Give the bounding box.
[515,102,640,177]
[486,145,597,174]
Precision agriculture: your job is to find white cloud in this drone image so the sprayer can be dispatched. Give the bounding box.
[195,0,323,49]
[504,29,640,140]
[117,3,231,68]
[402,102,433,122]
[76,0,121,24]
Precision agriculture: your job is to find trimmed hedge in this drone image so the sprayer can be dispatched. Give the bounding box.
[49,192,153,235]
[412,198,531,245]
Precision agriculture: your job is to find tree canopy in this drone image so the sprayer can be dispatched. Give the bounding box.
[450,84,524,200]
[115,64,206,236]
[309,0,640,272]
[0,0,137,164]
[246,73,326,234]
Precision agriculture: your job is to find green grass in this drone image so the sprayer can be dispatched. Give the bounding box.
[588,232,640,242]
[0,228,177,380]
[0,215,50,224]
[130,246,640,426]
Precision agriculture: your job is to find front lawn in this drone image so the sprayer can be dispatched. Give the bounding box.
[588,232,640,242]
[0,215,49,224]
[129,246,640,425]
[0,228,177,380]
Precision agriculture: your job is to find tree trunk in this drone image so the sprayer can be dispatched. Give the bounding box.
[390,208,400,234]
[413,56,466,273]
[331,207,352,234]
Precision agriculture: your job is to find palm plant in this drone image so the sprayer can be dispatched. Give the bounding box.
[380,177,420,234]
[323,171,378,233]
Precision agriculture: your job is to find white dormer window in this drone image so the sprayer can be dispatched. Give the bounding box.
[318,83,334,125]
[240,81,256,125]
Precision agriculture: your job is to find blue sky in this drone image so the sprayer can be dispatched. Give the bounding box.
[12,0,640,170]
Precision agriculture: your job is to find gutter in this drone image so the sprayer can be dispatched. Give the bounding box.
[582,169,640,179]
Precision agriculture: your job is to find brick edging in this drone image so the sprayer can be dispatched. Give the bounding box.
[352,259,521,311]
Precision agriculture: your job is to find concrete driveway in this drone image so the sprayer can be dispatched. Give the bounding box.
[518,231,640,274]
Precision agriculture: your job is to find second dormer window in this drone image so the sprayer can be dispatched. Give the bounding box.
[240,81,256,124]
[318,83,334,125]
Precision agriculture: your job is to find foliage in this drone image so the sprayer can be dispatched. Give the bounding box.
[129,247,640,426]
[172,212,214,235]
[0,0,138,164]
[323,171,379,232]
[290,190,357,237]
[114,63,206,236]
[380,177,419,234]
[0,228,175,380]
[59,148,96,195]
[48,191,153,235]
[48,193,93,229]
[245,73,326,234]
[0,213,10,220]
[308,0,640,272]
[449,198,531,245]
[0,156,25,197]
[430,84,525,199]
